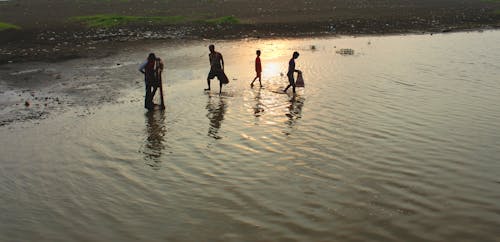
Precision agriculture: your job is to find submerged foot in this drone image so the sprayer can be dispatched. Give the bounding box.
[204,88,210,91]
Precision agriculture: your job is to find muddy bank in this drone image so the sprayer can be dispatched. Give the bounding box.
[1,20,499,64]
[1,0,499,64]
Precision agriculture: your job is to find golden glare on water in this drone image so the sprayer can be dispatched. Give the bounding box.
[263,61,282,77]
[230,39,295,78]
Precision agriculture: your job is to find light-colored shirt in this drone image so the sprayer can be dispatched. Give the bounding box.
[138,60,148,72]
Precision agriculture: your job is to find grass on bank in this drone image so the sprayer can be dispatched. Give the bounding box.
[202,16,240,24]
[0,22,21,31]
[70,14,241,28]
[70,15,186,28]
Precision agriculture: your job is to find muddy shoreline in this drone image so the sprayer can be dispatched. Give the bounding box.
[2,21,499,65]
[1,0,499,64]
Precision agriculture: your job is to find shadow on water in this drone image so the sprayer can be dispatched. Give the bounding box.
[206,95,227,140]
[142,109,167,169]
[284,94,305,135]
[253,87,265,118]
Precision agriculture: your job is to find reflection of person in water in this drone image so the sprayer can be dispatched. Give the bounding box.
[253,88,265,118]
[143,110,166,166]
[285,95,305,133]
[206,95,227,139]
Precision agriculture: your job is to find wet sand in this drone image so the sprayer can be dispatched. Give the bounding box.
[1,0,500,63]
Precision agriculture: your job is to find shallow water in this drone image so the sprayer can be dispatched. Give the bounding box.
[1,31,500,241]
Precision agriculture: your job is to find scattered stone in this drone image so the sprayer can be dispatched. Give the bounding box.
[25,101,30,107]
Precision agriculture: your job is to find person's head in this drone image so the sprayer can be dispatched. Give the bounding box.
[256,50,261,56]
[148,53,156,62]
[292,51,300,59]
[209,44,215,53]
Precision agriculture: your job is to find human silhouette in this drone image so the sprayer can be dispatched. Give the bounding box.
[205,44,228,95]
[251,50,262,87]
[284,51,302,94]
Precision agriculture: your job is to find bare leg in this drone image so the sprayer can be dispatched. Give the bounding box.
[258,77,262,87]
[251,76,258,87]
[205,78,211,91]
[219,81,223,95]
[284,84,291,93]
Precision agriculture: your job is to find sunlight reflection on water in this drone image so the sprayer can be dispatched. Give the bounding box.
[1,31,500,242]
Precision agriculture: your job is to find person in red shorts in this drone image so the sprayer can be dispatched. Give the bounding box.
[251,50,262,87]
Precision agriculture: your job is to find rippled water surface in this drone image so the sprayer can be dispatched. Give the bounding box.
[1,31,500,241]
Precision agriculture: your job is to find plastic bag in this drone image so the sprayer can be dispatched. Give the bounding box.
[219,72,229,84]
[295,73,304,87]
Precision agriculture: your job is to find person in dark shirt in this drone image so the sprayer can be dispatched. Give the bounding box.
[205,44,228,94]
[284,51,301,94]
[139,53,163,109]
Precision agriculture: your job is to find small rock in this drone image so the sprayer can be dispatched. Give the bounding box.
[25,101,30,107]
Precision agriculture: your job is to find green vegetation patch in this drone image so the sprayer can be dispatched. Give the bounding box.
[71,14,185,28]
[482,0,500,2]
[71,14,241,28]
[495,9,500,14]
[203,16,240,24]
[0,22,21,31]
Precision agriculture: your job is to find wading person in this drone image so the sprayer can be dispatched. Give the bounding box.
[205,44,228,94]
[139,53,163,109]
[251,50,262,87]
[284,51,301,94]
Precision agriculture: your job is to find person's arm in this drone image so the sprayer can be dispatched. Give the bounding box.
[139,61,147,74]
[293,62,301,74]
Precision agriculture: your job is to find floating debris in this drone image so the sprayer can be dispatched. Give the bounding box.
[336,48,355,55]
